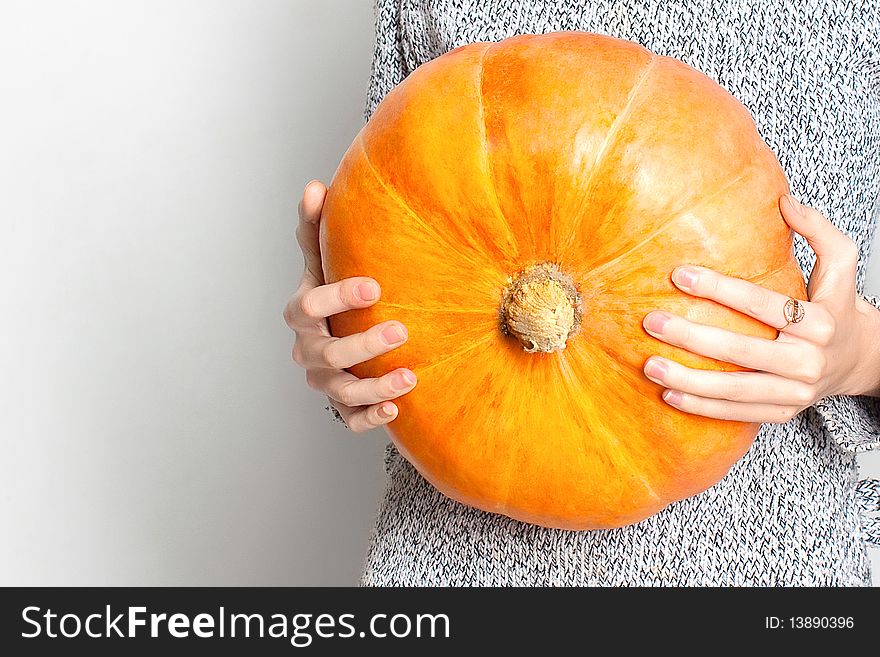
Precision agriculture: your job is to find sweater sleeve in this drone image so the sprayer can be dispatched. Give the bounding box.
[812,294,880,453]
[364,0,408,122]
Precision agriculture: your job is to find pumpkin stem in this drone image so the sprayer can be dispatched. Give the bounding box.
[500,262,582,353]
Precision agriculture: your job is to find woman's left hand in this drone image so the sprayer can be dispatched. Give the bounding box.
[642,194,880,423]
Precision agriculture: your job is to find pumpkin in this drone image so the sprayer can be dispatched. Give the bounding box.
[319,32,806,529]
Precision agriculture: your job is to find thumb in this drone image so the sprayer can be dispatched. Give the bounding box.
[779,194,858,303]
[296,180,328,287]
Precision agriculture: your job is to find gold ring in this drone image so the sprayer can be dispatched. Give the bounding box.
[781,298,805,329]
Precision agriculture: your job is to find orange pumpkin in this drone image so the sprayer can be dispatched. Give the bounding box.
[320,32,806,529]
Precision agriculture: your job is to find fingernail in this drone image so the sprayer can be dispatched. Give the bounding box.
[356,282,379,302]
[378,402,397,419]
[644,312,671,335]
[382,323,407,345]
[663,389,683,406]
[391,369,416,391]
[672,266,699,289]
[785,194,804,217]
[644,358,668,382]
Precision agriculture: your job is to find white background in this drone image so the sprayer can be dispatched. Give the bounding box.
[1,0,878,586]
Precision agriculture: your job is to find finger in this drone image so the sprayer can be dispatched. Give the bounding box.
[643,311,812,380]
[298,320,407,369]
[333,399,399,433]
[780,195,856,263]
[670,264,819,337]
[297,180,328,286]
[643,356,816,406]
[285,277,381,330]
[307,367,417,406]
[779,195,858,302]
[660,389,801,424]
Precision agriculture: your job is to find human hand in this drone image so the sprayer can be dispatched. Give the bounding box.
[642,194,880,423]
[283,180,417,432]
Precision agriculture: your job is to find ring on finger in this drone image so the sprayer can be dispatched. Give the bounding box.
[780,297,805,330]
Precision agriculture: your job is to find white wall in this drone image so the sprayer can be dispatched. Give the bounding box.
[0,0,878,586]
[0,0,384,586]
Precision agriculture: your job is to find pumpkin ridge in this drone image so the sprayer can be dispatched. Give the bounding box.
[357,132,496,273]
[413,332,495,377]
[574,163,756,289]
[750,260,796,286]
[557,342,664,506]
[560,53,658,257]
[380,301,491,314]
[596,291,683,306]
[475,41,522,261]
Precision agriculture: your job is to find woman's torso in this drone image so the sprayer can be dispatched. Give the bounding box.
[360,0,879,586]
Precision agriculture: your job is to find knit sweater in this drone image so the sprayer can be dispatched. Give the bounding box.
[352,0,880,586]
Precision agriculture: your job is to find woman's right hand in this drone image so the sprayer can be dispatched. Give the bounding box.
[283,180,417,432]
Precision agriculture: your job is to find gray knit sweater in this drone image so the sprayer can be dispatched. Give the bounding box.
[353,0,880,586]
